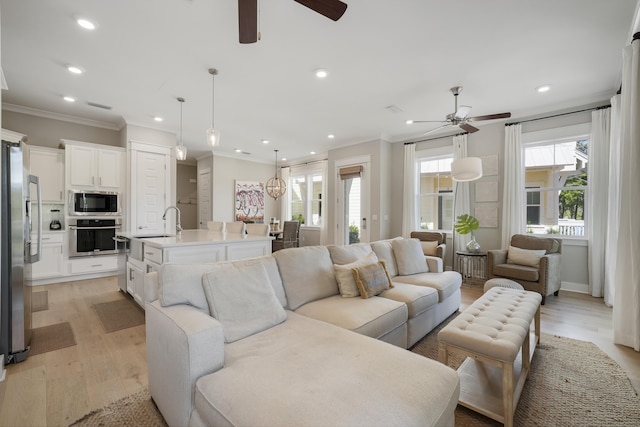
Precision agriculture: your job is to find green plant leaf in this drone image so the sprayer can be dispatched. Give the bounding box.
[454,214,479,234]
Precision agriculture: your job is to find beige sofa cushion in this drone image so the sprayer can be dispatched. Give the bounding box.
[328,243,373,265]
[392,271,461,302]
[420,241,439,256]
[353,260,394,299]
[274,246,339,310]
[294,295,407,340]
[392,238,429,275]
[370,238,402,277]
[493,263,540,282]
[334,251,379,298]
[202,262,287,343]
[507,246,546,267]
[381,283,439,318]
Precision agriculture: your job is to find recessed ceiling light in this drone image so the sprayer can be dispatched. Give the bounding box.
[154,116,163,122]
[310,151,316,155]
[63,96,76,102]
[77,18,96,30]
[262,139,269,144]
[405,120,414,125]
[67,65,84,75]
[536,85,551,93]
[282,157,287,161]
[328,134,335,139]
[235,148,242,153]
[315,69,328,78]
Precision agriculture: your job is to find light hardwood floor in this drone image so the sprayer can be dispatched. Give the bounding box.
[0,278,638,426]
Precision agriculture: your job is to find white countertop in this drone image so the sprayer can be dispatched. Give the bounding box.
[132,229,273,249]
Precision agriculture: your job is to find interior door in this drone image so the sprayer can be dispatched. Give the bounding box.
[335,159,370,245]
[134,150,167,235]
[198,168,211,229]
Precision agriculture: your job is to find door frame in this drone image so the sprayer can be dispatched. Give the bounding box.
[334,155,371,245]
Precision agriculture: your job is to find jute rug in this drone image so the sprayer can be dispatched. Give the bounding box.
[71,314,640,427]
[93,298,145,333]
[30,322,76,356]
[32,290,49,312]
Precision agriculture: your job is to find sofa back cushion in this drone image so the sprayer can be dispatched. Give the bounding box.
[273,246,339,310]
[511,234,561,254]
[328,243,373,265]
[370,238,401,277]
[202,261,287,343]
[392,238,429,275]
[159,256,287,311]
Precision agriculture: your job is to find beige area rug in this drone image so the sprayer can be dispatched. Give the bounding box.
[32,290,49,312]
[30,322,76,356]
[411,312,640,426]
[93,298,145,333]
[70,389,167,427]
[70,314,640,427]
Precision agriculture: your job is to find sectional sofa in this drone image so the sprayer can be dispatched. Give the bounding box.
[145,237,463,426]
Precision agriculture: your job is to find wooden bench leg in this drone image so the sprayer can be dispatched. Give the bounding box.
[535,304,541,344]
[438,341,448,365]
[502,361,515,427]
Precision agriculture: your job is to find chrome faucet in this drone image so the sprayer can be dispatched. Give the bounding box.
[162,206,183,233]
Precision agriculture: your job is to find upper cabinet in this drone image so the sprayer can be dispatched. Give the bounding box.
[64,140,124,192]
[29,146,65,203]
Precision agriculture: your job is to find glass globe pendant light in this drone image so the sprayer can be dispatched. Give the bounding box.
[266,150,287,200]
[206,68,221,148]
[175,97,188,161]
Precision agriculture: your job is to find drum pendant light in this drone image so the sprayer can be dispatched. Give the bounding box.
[175,97,187,161]
[206,68,221,148]
[266,150,287,200]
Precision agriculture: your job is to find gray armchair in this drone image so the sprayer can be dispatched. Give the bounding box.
[487,234,562,304]
[272,221,300,252]
[410,231,446,261]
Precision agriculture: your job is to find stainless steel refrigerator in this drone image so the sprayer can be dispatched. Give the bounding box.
[1,139,41,364]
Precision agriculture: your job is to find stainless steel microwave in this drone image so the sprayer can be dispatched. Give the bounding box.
[68,190,121,216]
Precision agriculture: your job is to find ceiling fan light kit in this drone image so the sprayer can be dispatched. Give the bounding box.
[207,68,221,148]
[266,149,287,200]
[175,97,188,161]
[410,86,511,136]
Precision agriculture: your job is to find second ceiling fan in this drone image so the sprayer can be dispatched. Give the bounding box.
[238,0,348,43]
[408,86,511,135]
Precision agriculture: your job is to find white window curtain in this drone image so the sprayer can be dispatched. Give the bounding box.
[401,143,416,236]
[587,107,611,298]
[501,124,524,249]
[453,134,470,255]
[605,95,622,307]
[613,38,640,352]
[280,166,290,223]
[319,160,328,245]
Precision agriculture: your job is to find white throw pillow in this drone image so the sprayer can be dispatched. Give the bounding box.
[159,263,218,312]
[420,241,439,256]
[392,238,429,275]
[202,262,287,343]
[334,251,379,297]
[507,246,546,268]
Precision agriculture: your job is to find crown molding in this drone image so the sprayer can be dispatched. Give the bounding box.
[2,103,125,131]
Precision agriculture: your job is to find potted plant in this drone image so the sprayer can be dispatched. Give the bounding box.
[454,214,481,252]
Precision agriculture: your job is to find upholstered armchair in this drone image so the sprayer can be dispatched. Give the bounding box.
[272,220,300,252]
[410,231,446,261]
[487,234,562,304]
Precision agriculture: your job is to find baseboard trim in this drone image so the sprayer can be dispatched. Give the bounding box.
[560,281,589,294]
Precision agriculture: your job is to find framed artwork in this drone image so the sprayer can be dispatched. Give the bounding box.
[235,181,265,223]
[481,155,499,176]
[475,205,499,228]
[476,181,499,202]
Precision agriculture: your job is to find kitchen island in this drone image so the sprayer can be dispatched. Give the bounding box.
[124,230,273,306]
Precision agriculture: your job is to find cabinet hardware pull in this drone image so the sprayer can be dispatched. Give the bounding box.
[91,264,102,267]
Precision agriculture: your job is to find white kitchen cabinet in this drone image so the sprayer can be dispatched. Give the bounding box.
[67,255,119,275]
[29,147,65,203]
[126,258,145,306]
[65,142,124,191]
[27,232,64,280]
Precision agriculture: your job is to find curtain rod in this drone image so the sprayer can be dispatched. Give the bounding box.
[506,104,611,126]
[282,158,327,169]
[404,131,467,145]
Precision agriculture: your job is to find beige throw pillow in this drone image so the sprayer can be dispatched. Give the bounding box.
[507,246,546,268]
[392,238,429,275]
[334,252,379,297]
[352,260,394,299]
[420,241,439,256]
[202,262,287,343]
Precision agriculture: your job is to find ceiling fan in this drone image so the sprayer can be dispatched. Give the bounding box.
[408,86,511,135]
[238,0,347,44]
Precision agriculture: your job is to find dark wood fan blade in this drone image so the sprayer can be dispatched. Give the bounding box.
[294,0,348,21]
[239,0,258,44]
[459,123,479,133]
[468,112,511,122]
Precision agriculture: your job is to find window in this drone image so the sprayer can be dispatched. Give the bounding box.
[523,139,588,237]
[289,167,324,227]
[416,147,454,231]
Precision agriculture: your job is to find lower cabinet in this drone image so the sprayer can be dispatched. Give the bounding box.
[68,255,119,275]
[126,258,145,305]
[28,232,64,280]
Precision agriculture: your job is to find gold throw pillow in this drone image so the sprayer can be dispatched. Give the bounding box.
[352,260,394,299]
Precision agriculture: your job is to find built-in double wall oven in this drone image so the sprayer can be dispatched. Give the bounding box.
[69,217,122,257]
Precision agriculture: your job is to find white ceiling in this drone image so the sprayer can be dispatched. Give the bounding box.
[1,0,638,163]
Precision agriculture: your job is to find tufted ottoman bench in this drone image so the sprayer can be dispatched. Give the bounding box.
[437,287,542,427]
